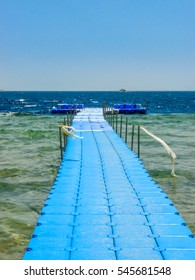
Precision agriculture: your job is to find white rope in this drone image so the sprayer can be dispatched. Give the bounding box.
[140,126,176,176]
[58,124,83,139]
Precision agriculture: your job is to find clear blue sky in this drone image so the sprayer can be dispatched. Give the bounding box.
[0,0,195,91]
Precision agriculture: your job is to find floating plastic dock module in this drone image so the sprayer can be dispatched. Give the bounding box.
[23,108,195,260]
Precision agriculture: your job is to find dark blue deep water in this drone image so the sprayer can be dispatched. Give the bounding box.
[0,91,195,114]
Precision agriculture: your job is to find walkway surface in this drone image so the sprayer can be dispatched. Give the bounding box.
[23,109,195,260]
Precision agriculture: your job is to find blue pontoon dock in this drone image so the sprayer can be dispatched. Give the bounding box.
[51,103,84,114]
[23,108,195,260]
[114,103,147,114]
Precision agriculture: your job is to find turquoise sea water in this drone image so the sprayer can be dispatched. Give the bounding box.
[0,92,195,259]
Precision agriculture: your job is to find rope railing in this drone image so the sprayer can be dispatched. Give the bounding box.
[58,124,83,139]
[103,105,176,176]
[140,126,176,176]
[58,111,82,160]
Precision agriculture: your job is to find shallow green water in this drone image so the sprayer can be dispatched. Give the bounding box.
[0,114,63,259]
[0,113,195,259]
[120,114,195,232]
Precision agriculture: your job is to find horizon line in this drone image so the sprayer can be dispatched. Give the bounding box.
[1,89,195,92]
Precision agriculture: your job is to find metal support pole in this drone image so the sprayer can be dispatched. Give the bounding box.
[131,124,135,151]
[70,111,72,125]
[116,114,118,133]
[120,115,122,138]
[103,103,106,117]
[138,125,140,158]
[68,113,70,126]
[109,108,111,123]
[69,112,71,126]
[59,126,63,160]
[71,111,74,125]
[112,114,115,129]
[125,117,128,143]
[66,113,69,126]
[63,117,66,147]
[66,114,68,126]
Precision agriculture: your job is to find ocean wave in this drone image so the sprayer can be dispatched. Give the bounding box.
[0,111,47,117]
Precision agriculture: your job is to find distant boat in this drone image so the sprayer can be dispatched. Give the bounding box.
[113,103,147,114]
[51,103,84,114]
[119,89,126,92]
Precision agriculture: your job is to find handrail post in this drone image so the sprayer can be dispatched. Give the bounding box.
[67,113,69,126]
[112,112,114,128]
[103,103,106,117]
[138,125,140,158]
[69,112,71,126]
[59,126,63,160]
[125,117,128,143]
[116,114,118,133]
[63,117,67,148]
[70,110,72,125]
[120,115,122,138]
[104,105,106,119]
[131,124,135,151]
